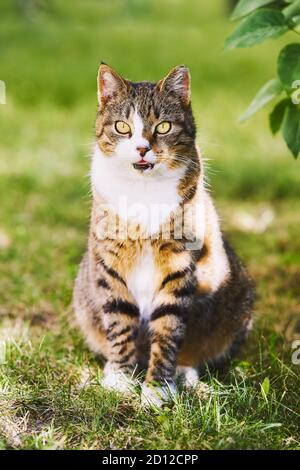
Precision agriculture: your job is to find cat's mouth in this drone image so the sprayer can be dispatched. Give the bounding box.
[132,160,155,171]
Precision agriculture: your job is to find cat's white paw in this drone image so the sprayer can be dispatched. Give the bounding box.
[101,363,136,394]
[176,366,199,388]
[141,382,177,408]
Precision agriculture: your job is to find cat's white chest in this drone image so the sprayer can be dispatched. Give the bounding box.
[91,145,184,236]
[127,245,157,321]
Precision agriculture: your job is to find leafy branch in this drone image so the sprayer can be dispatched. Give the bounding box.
[225,0,300,158]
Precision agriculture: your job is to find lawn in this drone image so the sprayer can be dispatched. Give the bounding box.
[0,0,299,450]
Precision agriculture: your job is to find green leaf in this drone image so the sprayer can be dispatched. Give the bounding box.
[269,99,289,134]
[231,0,275,21]
[283,0,300,20]
[230,0,274,20]
[278,43,300,91]
[239,78,283,122]
[282,103,300,158]
[225,9,289,50]
[261,377,270,399]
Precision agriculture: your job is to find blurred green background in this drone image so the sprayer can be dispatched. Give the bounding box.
[0,0,300,450]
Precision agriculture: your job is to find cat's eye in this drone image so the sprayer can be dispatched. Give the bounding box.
[115,121,131,134]
[156,121,171,135]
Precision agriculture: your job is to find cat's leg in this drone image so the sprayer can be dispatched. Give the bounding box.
[101,298,140,394]
[73,253,140,394]
[141,305,186,407]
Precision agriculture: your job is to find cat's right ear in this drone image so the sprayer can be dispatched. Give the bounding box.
[157,65,191,106]
[97,64,127,107]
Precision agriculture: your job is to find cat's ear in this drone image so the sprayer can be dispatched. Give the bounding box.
[158,65,191,106]
[97,64,127,107]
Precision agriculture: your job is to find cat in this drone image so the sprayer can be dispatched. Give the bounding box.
[73,63,254,407]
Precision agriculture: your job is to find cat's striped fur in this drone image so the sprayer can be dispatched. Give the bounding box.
[73,64,254,405]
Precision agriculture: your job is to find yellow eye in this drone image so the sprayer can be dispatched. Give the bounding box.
[156,121,171,134]
[115,121,131,134]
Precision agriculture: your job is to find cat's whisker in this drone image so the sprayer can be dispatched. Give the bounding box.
[159,154,200,169]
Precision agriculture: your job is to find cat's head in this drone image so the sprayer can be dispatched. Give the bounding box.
[95,64,199,178]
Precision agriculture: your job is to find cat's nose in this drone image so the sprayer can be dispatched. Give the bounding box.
[136,145,151,158]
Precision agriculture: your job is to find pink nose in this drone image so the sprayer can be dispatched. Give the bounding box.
[136,146,151,158]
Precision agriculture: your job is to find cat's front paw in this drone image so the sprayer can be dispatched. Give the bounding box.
[101,363,136,395]
[176,366,199,388]
[141,382,177,408]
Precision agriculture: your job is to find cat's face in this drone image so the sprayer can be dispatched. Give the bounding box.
[95,64,198,177]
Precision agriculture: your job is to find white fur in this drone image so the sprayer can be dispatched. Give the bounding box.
[141,382,177,408]
[91,143,184,236]
[127,244,156,321]
[176,366,199,387]
[196,194,229,292]
[101,362,136,394]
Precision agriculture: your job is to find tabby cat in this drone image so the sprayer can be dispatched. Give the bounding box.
[73,64,254,406]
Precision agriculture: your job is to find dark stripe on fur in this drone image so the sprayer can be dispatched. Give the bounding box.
[115,348,136,365]
[159,242,185,253]
[174,279,196,298]
[103,299,139,317]
[99,258,127,287]
[97,278,110,289]
[106,325,131,342]
[158,342,178,358]
[151,359,174,381]
[151,333,179,353]
[107,249,118,256]
[151,304,186,321]
[105,321,118,334]
[160,265,192,290]
[112,332,137,348]
[119,344,129,355]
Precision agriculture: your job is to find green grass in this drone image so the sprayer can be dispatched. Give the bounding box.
[0,0,300,450]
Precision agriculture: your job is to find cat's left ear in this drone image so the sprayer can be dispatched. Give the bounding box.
[97,63,128,107]
[157,65,191,106]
